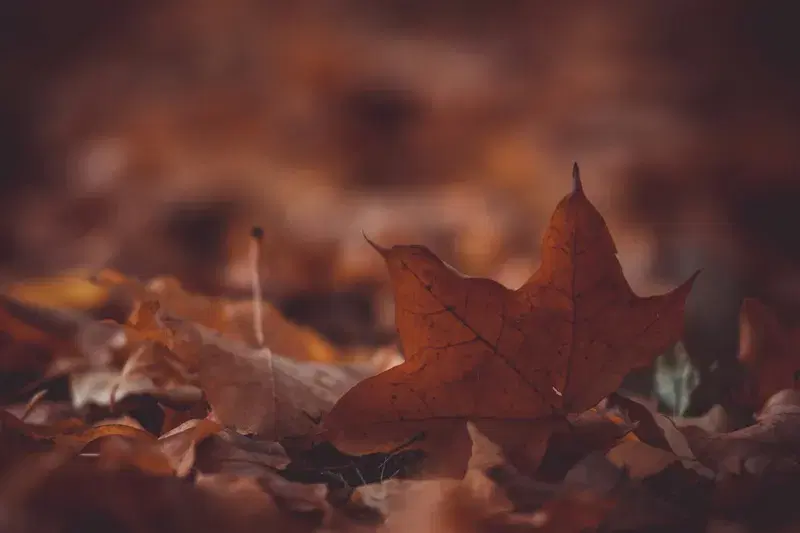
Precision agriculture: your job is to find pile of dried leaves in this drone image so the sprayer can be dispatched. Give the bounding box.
[1,165,799,533]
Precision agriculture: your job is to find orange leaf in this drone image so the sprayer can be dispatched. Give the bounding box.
[222,300,341,362]
[95,436,176,476]
[54,423,157,452]
[318,164,697,476]
[4,274,111,312]
[143,276,228,332]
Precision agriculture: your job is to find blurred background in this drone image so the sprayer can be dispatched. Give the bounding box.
[1,1,799,411]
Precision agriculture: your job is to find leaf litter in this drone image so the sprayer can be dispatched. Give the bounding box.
[0,165,798,532]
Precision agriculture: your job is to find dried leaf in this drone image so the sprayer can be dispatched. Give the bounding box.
[194,428,291,478]
[606,440,681,479]
[158,418,223,477]
[4,273,111,311]
[94,435,175,476]
[143,276,229,331]
[317,165,697,477]
[54,422,157,453]
[223,300,341,362]
[535,408,635,482]
[682,389,800,476]
[190,324,387,439]
[606,393,713,478]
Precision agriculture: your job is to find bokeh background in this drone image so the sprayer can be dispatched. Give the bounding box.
[2,1,799,412]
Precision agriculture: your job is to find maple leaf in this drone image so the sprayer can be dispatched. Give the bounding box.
[737,298,800,409]
[315,164,698,476]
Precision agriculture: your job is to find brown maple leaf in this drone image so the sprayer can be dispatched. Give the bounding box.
[315,164,698,477]
[738,298,800,409]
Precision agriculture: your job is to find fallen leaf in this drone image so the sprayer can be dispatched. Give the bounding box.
[54,421,157,453]
[738,298,800,409]
[142,276,228,331]
[4,273,112,311]
[69,354,202,410]
[190,324,389,439]
[0,296,86,398]
[607,393,673,452]
[605,393,713,478]
[317,164,697,477]
[673,404,729,434]
[606,439,682,479]
[158,418,223,476]
[223,300,342,362]
[94,435,176,476]
[144,276,345,362]
[681,388,800,476]
[193,428,291,478]
[160,402,211,434]
[562,451,627,492]
[535,407,635,482]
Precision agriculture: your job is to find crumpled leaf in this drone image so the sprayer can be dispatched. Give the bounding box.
[67,312,203,410]
[69,367,202,410]
[315,164,697,477]
[189,324,394,440]
[682,389,800,476]
[194,428,291,477]
[535,407,636,482]
[605,393,713,478]
[158,418,223,476]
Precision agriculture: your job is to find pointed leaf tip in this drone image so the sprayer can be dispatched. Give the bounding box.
[572,162,583,193]
[362,231,390,258]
